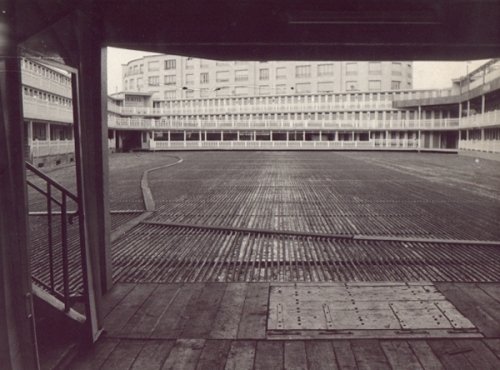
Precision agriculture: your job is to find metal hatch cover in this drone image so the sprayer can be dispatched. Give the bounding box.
[267,282,482,339]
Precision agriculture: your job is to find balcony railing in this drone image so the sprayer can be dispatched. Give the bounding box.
[22,70,73,98]
[23,96,73,123]
[151,139,423,150]
[459,139,500,153]
[459,109,500,129]
[30,140,75,157]
[108,115,459,131]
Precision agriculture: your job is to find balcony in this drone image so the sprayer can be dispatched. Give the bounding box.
[108,115,459,131]
[22,71,72,99]
[23,97,73,124]
[459,109,500,129]
[459,139,500,153]
[29,140,75,157]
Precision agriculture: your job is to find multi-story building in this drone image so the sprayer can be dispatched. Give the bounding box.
[122,56,413,100]
[21,57,75,167]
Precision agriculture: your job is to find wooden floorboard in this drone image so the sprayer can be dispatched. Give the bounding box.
[380,341,423,370]
[70,338,120,370]
[305,341,338,370]
[237,283,269,339]
[478,284,500,304]
[483,339,500,359]
[161,339,205,370]
[224,340,256,370]
[151,283,204,339]
[284,341,308,370]
[427,340,475,370]
[99,339,145,370]
[331,340,358,370]
[454,339,500,370]
[195,340,232,370]
[254,341,283,370]
[181,283,227,338]
[407,340,444,370]
[209,283,247,339]
[351,339,391,370]
[102,283,136,318]
[130,340,175,370]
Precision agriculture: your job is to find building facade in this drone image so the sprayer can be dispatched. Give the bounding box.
[21,57,75,167]
[122,56,413,100]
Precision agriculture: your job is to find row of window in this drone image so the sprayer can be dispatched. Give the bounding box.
[23,87,73,107]
[21,59,71,86]
[29,121,73,141]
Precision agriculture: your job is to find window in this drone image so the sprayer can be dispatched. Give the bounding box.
[200,59,210,68]
[368,62,382,75]
[276,84,287,94]
[164,59,176,70]
[234,86,249,96]
[148,76,159,86]
[216,86,230,96]
[164,75,176,85]
[369,80,381,91]
[235,69,249,81]
[185,73,194,85]
[200,88,210,97]
[317,81,334,92]
[392,62,402,76]
[184,89,194,98]
[295,65,311,78]
[259,85,270,95]
[137,78,143,89]
[346,63,358,75]
[318,64,334,76]
[130,79,135,89]
[148,61,159,71]
[391,81,401,90]
[295,83,311,93]
[276,67,286,79]
[216,71,229,82]
[346,81,358,91]
[185,58,194,70]
[200,72,209,84]
[164,90,177,100]
[259,68,269,80]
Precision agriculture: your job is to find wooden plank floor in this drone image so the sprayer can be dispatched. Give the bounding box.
[69,282,500,369]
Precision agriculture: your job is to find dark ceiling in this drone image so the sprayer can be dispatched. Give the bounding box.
[14,0,500,62]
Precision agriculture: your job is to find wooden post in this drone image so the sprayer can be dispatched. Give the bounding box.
[0,5,39,368]
[74,11,112,296]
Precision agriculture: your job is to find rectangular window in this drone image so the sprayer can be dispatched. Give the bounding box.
[185,73,194,85]
[318,64,334,76]
[295,83,311,93]
[200,72,209,84]
[295,65,311,78]
[200,88,210,97]
[185,58,194,70]
[148,61,159,71]
[345,63,358,75]
[164,59,176,70]
[276,67,286,79]
[235,86,249,95]
[259,68,269,80]
[235,69,249,82]
[259,85,270,95]
[164,90,177,100]
[148,76,159,86]
[216,71,229,82]
[137,78,143,89]
[317,81,334,92]
[164,75,176,85]
[276,84,287,94]
[391,81,401,90]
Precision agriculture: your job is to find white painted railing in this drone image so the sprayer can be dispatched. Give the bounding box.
[21,71,72,99]
[30,140,75,157]
[460,109,500,129]
[152,139,421,150]
[459,140,500,153]
[108,115,459,131]
[22,97,73,123]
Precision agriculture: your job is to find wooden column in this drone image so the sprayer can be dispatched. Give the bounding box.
[74,11,112,297]
[0,5,39,368]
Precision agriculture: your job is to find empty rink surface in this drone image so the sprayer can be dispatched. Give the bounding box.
[112,151,500,283]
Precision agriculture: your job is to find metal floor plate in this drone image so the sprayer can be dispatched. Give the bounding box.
[267,282,482,339]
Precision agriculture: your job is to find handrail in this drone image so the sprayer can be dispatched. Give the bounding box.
[26,161,81,312]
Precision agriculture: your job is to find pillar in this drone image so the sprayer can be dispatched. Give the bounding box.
[0,4,39,367]
[467,100,470,117]
[481,95,486,114]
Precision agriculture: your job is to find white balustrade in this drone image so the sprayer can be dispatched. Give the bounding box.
[459,109,500,129]
[23,97,73,123]
[30,140,75,157]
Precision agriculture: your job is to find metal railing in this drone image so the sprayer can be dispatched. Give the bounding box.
[26,162,80,312]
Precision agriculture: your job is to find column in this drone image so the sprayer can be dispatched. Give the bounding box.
[0,3,39,367]
[481,95,485,114]
[467,100,470,117]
